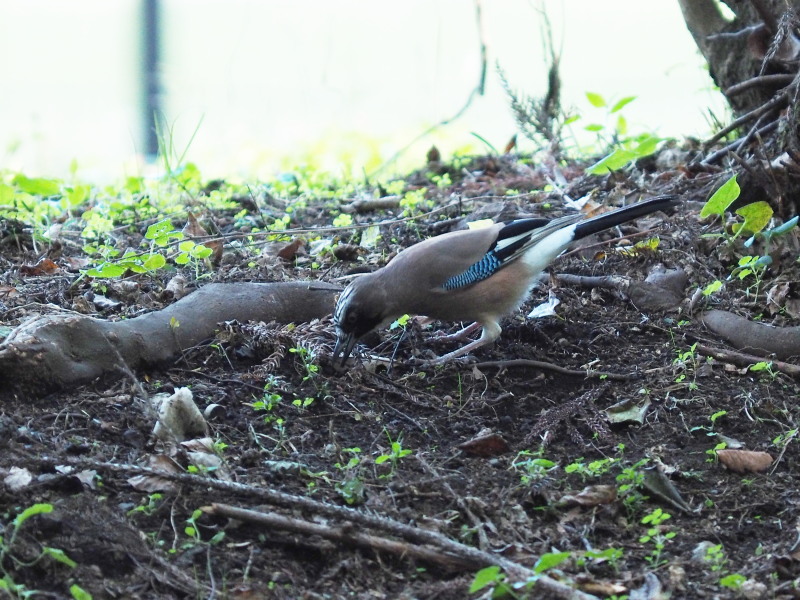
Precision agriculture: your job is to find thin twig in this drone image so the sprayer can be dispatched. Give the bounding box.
[472,358,633,380]
[704,88,789,147]
[702,119,779,166]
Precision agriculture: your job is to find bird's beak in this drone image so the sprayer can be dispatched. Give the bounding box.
[333,331,358,367]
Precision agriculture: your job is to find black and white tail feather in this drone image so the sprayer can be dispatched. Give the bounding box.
[443,195,675,292]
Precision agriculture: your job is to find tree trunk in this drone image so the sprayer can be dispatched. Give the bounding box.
[679,0,800,216]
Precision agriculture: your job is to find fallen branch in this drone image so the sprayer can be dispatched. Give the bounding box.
[473,359,632,381]
[206,503,479,570]
[0,281,340,396]
[696,343,800,378]
[29,454,598,600]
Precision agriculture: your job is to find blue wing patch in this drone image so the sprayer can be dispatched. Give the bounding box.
[443,250,502,290]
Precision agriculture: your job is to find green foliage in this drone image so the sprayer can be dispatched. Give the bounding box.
[639,508,676,567]
[334,447,365,505]
[719,573,746,590]
[510,449,557,485]
[702,279,723,296]
[564,456,615,480]
[399,188,431,216]
[182,508,225,550]
[673,342,701,390]
[0,503,83,598]
[128,493,165,516]
[616,458,649,510]
[698,173,796,303]
[577,92,663,174]
[586,133,662,175]
[375,430,413,478]
[700,174,740,219]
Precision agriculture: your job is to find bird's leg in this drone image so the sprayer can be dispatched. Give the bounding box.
[423,320,502,365]
[430,321,482,343]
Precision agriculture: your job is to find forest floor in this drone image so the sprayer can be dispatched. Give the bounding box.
[1,150,799,599]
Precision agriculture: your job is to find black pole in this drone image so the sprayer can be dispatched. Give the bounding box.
[142,0,161,159]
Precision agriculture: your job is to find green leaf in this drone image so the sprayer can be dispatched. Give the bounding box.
[610,95,636,113]
[70,584,93,600]
[734,201,773,234]
[702,280,723,296]
[42,546,77,568]
[533,551,571,574]
[178,240,196,252]
[720,573,746,589]
[65,184,91,207]
[700,175,739,218]
[87,263,127,278]
[145,220,173,240]
[469,565,503,593]
[586,92,606,107]
[175,253,190,265]
[209,531,226,545]
[13,174,61,196]
[143,253,166,270]
[616,115,628,136]
[13,503,54,528]
[634,135,661,156]
[0,183,13,205]
[359,224,381,249]
[584,124,604,132]
[586,148,637,174]
[191,245,213,258]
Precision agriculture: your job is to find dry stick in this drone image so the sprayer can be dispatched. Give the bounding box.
[696,343,800,378]
[472,359,632,381]
[704,88,789,147]
[703,118,779,166]
[29,455,598,600]
[415,455,495,552]
[553,273,627,290]
[725,73,795,96]
[206,503,477,570]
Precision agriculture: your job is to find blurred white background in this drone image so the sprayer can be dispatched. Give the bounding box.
[0,0,726,182]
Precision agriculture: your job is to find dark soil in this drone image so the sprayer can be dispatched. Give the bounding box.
[2,153,800,599]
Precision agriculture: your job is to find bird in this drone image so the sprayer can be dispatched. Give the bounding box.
[333,195,676,366]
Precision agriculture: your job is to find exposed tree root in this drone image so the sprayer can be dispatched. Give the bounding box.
[0,281,340,396]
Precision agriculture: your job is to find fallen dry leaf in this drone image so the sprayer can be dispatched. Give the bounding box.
[717,449,773,474]
[558,484,617,507]
[19,258,59,276]
[276,238,305,261]
[457,431,510,458]
[182,211,208,238]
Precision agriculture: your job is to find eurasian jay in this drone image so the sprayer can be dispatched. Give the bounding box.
[333,195,676,365]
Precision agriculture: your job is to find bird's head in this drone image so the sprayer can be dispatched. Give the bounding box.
[332,276,390,365]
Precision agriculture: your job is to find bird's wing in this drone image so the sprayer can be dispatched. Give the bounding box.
[441,214,583,290]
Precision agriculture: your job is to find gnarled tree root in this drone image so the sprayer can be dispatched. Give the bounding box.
[0,281,340,397]
[699,309,800,360]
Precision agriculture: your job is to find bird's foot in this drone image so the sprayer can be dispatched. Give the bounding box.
[429,322,482,344]
[410,352,477,368]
